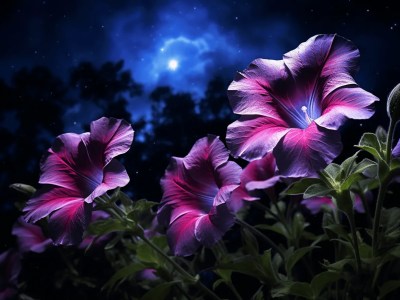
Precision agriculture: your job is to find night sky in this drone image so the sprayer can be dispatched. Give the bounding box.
[1,1,400,229]
[1,0,400,119]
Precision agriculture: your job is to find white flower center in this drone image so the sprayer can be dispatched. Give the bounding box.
[301,106,313,125]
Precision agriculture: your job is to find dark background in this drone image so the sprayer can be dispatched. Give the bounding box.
[1,0,400,256]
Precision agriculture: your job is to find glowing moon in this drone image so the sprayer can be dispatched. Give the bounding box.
[168,59,179,71]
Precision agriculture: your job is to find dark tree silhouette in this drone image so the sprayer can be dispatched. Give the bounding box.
[70,60,143,122]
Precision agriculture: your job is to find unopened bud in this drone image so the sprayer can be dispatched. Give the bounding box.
[9,183,36,196]
[387,83,400,122]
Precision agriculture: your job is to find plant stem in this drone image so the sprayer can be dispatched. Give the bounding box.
[346,212,362,274]
[141,235,222,300]
[235,218,285,259]
[385,119,395,163]
[372,119,394,255]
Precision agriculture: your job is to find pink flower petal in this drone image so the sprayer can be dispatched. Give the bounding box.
[167,213,201,257]
[158,136,241,256]
[228,154,280,212]
[273,122,342,177]
[89,117,134,165]
[316,87,379,130]
[24,186,84,223]
[227,115,290,161]
[301,197,334,214]
[48,200,92,245]
[283,34,359,97]
[393,139,400,158]
[12,217,52,254]
[39,132,102,193]
[195,202,234,247]
[228,59,287,117]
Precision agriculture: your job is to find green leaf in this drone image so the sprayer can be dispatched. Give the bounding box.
[375,126,387,147]
[320,163,342,186]
[141,281,179,300]
[9,183,36,196]
[103,263,147,291]
[310,271,341,298]
[261,249,279,284]
[218,253,278,285]
[281,178,322,196]
[324,258,354,272]
[252,285,265,300]
[241,227,259,256]
[255,223,290,240]
[136,236,168,265]
[356,132,384,160]
[292,212,309,241]
[340,153,359,178]
[86,218,127,236]
[379,280,400,299]
[285,246,316,275]
[340,173,364,191]
[271,282,313,299]
[127,199,158,221]
[304,183,333,199]
[104,233,123,250]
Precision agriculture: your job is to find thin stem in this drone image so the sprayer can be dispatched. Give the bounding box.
[347,212,362,274]
[385,119,395,163]
[371,181,387,256]
[358,192,372,226]
[372,119,395,256]
[235,218,285,259]
[141,235,222,300]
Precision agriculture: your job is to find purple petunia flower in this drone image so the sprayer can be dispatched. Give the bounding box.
[0,250,21,300]
[227,34,379,177]
[302,194,366,214]
[157,135,241,256]
[229,153,281,212]
[12,217,52,254]
[24,117,134,245]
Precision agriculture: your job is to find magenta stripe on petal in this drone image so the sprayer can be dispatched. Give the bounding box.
[24,117,134,245]
[167,213,201,257]
[227,115,290,161]
[89,117,134,165]
[48,200,92,245]
[158,135,240,256]
[273,122,342,178]
[316,86,379,130]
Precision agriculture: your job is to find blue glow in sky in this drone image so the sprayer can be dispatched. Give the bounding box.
[1,0,399,119]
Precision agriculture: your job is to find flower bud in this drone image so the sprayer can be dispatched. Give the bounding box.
[387,83,400,122]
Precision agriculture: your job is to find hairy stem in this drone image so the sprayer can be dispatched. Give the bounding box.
[347,212,362,274]
[372,119,394,255]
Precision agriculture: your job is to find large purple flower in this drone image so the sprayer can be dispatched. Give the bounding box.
[227,34,378,177]
[12,217,52,254]
[24,117,134,245]
[157,135,241,256]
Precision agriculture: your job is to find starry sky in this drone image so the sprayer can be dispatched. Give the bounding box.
[1,0,400,116]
